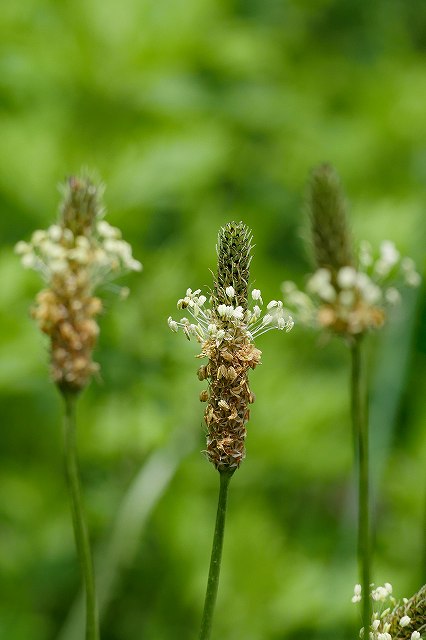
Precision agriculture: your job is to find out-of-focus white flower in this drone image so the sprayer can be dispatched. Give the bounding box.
[282,239,420,338]
[352,584,362,603]
[338,266,357,288]
[372,586,391,602]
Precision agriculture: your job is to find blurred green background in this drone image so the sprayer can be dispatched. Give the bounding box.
[1,0,425,638]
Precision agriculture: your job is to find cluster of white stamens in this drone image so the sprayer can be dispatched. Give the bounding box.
[168,287,294,343]
[282,240,420,336]
[15,220,142,287]
[352,583,423,640]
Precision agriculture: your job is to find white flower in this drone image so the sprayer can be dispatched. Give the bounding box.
[356,272,371,290]
[307,268,331,293]
[21,253,37,268]
[307,269,337,302]
[48,225,63,241]
[385,288,401,305]
[216,329,225,343]
[267,300,279,309]
[362,282,382,304]
[372,620,380,631]
[405,271,421,287]
[97,220,121,238]
[76,235,91,250]
[338,266,357,289]
[252,305,261,319]
[225,286,235,298]
[286,317,294,331]
[50,259,68,273]
[15,241,31,255]
[400,616,411,627]
[251,289,263,304]
[217,304,234,319]
[168,317,178,332]
[31,230,47,244]
[352,584,362,603]
[127,258,142,271]
[377,633,391,640]
[380,240,400,267]
[410,631,421,640]
[69,247,90,264]
[384,583,392,594]
[277,317,286,330]
[320,283,337,303]
[232,306,244,320]
[372,586,390,602]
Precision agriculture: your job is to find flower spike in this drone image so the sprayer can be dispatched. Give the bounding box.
[169,221,293,471]
[16,172,141,392]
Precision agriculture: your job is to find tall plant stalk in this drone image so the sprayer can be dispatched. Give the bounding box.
[351,338,370,637]
[199,471,234,640]
[16,174,141,640]
[169,222,293,638]
[63,392,100,640]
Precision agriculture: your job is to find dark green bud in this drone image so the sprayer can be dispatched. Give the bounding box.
[308,164,354,272]
[60,174,104,237]
[213,221,253,310]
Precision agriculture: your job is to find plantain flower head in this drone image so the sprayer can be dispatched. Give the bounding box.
[283,165,420,339]
[168,221,293,472]
[16,173,142,393]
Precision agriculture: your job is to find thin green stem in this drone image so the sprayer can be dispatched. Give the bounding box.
[199,470,234,640]
[63,392,100,640]
[351,339,370,639]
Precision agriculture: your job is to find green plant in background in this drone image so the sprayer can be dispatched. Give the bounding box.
[15,174,141,640]
[169,221,293,639]
[283,164,421,640]
[353,581,425,639]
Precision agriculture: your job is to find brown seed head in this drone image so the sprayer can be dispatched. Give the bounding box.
[200,334,261,471]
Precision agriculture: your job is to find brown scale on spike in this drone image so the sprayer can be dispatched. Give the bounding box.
[198,332,261,471]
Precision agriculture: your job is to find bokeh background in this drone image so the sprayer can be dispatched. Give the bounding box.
[1,0,425,638]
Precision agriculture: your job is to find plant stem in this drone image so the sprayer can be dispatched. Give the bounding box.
[199,470,234,640]
[63,392,100,640]
[351,338,370,638]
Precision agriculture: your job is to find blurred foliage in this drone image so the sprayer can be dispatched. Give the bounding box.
[0,0,425,638]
